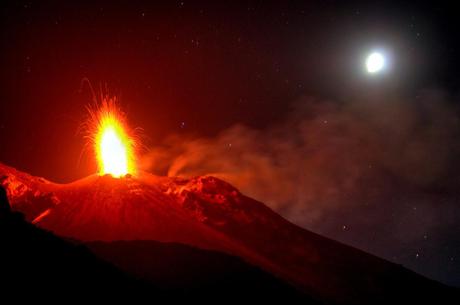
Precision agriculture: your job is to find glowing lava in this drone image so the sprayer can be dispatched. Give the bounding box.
[85,96,136,177]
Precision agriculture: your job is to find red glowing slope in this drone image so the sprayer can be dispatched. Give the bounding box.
[0,163,453,304]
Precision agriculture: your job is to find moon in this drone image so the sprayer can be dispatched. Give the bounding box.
[366,52,385,73]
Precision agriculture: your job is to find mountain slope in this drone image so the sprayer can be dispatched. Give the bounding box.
[87,240,312,301]
[1,162,457,304]
[0,205,309,302]
[0,207,157,301]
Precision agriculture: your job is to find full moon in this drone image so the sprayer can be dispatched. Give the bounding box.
[366,52,385,73]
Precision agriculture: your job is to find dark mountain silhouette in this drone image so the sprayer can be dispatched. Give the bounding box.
[0,193,154,301]
[1,162,458,304]
[0,185,313,303]
[87,240,310,300]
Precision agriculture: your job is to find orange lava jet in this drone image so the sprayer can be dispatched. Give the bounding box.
[85,96,137,177]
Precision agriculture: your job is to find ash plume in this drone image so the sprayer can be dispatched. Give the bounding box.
[141,89,460,275]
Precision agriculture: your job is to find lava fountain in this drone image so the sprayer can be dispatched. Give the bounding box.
[84,95,137,177]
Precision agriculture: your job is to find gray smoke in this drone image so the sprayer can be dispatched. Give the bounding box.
[141,90,460,232]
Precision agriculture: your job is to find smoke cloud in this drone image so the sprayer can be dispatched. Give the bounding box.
[140,89,460,284]
[142,90,459,227]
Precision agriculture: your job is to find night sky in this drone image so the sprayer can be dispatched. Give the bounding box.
[1,1,459,286]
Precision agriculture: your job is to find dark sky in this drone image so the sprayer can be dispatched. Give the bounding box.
[1,1,459,286]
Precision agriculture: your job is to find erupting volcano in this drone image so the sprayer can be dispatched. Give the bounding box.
[0,92,457,304]
[1,130,457,303]
[3,1,460,302]
[84,96,137,177]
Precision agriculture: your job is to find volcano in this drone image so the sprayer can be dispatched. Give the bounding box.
[0,162,457,304]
